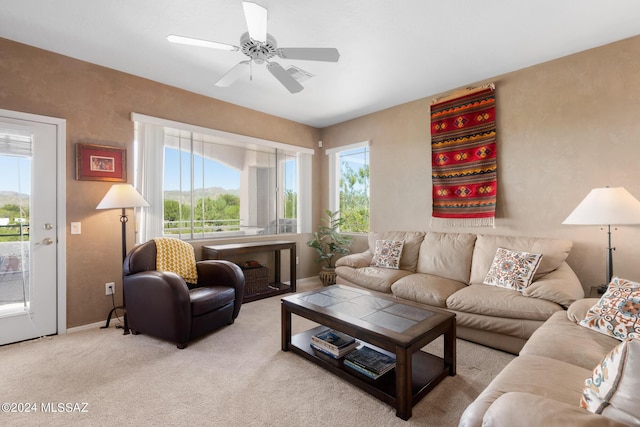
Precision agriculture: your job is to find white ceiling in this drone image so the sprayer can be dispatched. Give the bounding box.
[1,1,640,128]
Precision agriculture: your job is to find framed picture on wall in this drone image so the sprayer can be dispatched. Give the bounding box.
[75,143,126,182]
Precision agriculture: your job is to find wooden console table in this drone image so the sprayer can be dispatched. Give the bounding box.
[202,240,296,302]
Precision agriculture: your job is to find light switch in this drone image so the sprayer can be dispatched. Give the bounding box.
[70,222,81,235]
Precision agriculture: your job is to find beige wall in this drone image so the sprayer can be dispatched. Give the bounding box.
[2,34,640,328]
[320,35,640,294]
[0,37,321,327]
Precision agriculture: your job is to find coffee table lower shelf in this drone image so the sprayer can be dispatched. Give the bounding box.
[289,326,450,412]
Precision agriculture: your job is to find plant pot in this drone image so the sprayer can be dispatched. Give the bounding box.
[319,267,337,286]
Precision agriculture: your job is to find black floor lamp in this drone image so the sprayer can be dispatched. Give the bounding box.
[563,186,640,291]
[96,184,150,332]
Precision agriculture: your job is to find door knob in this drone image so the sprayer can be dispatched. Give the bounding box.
[37,238,54,246]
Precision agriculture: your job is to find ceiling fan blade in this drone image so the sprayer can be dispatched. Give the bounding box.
[242,1,267,44]
[167,34,238,51]
[267,62,303,93]
[215,61,251,87]
[277,47,340,62]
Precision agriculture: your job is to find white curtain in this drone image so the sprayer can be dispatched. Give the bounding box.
[134,122,165,244]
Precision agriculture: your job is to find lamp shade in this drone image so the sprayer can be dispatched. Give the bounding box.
[96,184,150,210]
[562,187,640,225]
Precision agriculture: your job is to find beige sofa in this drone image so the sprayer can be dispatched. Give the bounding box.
[459,298,633,426]
[335,231,585,353]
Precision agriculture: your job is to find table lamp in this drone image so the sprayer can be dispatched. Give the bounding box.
[97,184,150,330]
[563,186,640,289]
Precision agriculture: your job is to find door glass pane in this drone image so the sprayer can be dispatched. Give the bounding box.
[0,128,31,315]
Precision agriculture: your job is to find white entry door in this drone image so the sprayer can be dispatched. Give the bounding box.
[0,111,63,345]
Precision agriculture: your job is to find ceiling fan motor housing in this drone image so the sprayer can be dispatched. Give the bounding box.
[240,32,277,64]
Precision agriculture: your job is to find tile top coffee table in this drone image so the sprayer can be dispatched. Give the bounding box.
[281,285,456,420]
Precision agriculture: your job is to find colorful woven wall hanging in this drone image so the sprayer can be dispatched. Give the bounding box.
[430,86,497,226]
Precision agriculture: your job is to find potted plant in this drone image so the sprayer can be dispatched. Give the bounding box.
[307,209,353,286]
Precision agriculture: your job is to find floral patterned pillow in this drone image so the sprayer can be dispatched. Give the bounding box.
[580,338,640,424]
[579,277,640,341]
[483,247,543,292]
[371,240,404,269]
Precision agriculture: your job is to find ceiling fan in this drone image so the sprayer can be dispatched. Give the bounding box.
[167,1,340,94]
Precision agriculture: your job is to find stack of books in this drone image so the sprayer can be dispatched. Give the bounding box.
[310,329,358,359]
[343,345,396,380]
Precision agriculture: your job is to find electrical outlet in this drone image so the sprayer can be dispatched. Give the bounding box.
[105,282,115,296]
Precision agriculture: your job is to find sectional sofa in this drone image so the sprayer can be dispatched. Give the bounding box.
[460,282,639,426]
[335,231,585,353]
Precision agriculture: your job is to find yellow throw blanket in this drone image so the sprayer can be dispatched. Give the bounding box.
[153,237,198,284]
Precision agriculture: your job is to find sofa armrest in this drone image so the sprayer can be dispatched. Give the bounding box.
[522,262,584,308]
[566,298,601,323]
[482,392,630,427]
[335,251,373,268]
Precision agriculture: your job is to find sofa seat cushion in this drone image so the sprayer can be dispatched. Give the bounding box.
[416,231,477,284]
[520,309,619,370]
[470,234,573,284]
[367,231,425,272]
[458,354,591,427]
[391,273,467,307]
[334,265,412,293]
[452,310,543,340]
[446,284,562,321]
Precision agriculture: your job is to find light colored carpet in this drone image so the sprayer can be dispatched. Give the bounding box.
[0,279,514,426]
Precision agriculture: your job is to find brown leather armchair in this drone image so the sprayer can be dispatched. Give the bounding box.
[123,239,245,349]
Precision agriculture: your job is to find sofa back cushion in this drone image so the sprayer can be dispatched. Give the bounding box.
[367,231,425,272]
[416,232,477,284]
[469,234,572,285]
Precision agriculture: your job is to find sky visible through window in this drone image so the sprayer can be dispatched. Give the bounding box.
[163,147,297,192]
[163,147,240,191]
[0,156,30,194]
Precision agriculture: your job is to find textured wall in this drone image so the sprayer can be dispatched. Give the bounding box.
[2,34,640,328]
[320,35,640,293]
[0,37,321,328]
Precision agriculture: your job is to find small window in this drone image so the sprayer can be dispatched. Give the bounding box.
[327,141,370,233]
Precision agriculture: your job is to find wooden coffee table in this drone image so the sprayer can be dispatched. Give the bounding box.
[281,285,456,420]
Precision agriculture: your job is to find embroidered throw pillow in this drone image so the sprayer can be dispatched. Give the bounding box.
[579,277,640,341]
[483,247,543,292]
[580,338,640,424]
[371,240,404,269]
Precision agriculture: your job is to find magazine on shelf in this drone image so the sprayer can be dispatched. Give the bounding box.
[343,359,393,380]
[310,340,359,358]
[311,329,356,353]
[343,345,396,378]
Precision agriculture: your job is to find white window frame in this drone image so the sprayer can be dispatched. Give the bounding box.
[131,113,313,242]
[326,140,370,232]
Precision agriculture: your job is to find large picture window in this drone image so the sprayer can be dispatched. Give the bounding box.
[132,114,312,242]
[327,141,370,233]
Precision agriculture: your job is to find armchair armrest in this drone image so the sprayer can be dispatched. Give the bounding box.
[196,260,245,319]
[123,270,191,344]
